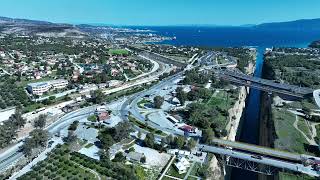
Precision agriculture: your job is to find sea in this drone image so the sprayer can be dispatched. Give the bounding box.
[132,26,320,179]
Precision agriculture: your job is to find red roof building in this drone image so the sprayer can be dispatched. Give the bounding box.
[179,125,195,133]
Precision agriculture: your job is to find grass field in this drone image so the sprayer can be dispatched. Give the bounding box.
[166,164,187,179]
[297,117,312,139]
[273,109,309,154]
[108,49,129,56]
[279,172,315,180]
[137,99,151,109]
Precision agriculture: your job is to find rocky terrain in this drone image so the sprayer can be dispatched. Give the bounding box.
[0,16,87,38]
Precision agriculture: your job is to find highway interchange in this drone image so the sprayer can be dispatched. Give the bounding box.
[1,50,320,177]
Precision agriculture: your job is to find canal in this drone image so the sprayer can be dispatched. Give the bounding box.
[231,47,265,180]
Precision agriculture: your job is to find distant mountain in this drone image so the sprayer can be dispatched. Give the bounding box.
[309,40,320,48]
[254,18,320,30]
[0,16,87,38]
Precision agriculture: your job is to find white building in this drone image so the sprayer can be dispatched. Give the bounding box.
[27,79,68,95]
[174,157,191,174]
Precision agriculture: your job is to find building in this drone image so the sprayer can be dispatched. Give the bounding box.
[126,152,145,163]
[49,79,68,90]
[179,125,196,133]
[27,82,50,95]
[174,157,191,174]
[27,79,68,95]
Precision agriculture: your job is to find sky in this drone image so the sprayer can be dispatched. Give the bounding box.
[1,0,320,26]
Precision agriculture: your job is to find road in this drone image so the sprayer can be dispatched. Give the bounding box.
[313,89,320,109]
[0,49,177,174]
[219,70,313,96]
[0,106,95,172]
[119,52,230,137]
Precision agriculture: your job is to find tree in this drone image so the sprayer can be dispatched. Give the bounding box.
[98,133,115,150]
[128,147,135,152]
[113,152,126,162]
[165,135,174,146]
[153,96,164,109]
[99,150,110,166]
[9,109,26,128]
[34,114,47,129]
[187,138,197,150]
[176,87,187,105]
[174,136,185,149]
[30,129,49,147]
[63,131,77,143]
[91,89,105,104]
[21,138,35,157]
[113,121,131,142]
[49,96,56,101]
[201,128,214,144]
[144,133,155,148]
[68,121,79,131]
[21,129,48,156]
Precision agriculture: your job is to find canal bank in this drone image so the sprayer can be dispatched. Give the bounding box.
[230,47,266,180]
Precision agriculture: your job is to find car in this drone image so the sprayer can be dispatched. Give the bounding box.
[251,155,263,160]
[48,141,54,148]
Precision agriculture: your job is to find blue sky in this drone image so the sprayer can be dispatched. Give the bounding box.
[1,0,320,26]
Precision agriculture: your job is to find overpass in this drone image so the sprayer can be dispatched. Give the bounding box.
[199,138,320,176]
[216,70,314,98]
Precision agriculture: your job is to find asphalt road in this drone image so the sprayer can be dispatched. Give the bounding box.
[0,106,95,172]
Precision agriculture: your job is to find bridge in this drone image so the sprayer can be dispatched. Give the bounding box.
[199,138,320,177]
[216,70,314,98]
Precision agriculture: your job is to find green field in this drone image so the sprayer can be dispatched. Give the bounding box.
[273,109,310,154]
[108,49,129,56]
[279,172,315,180]
[166,164,188,179]
[297,117,312,139]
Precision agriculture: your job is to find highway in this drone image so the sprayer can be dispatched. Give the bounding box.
[119,53,215,137]
[118,52,320,177]
[2,49,319,177]
[0,106,95,172]
[217,70,314,98]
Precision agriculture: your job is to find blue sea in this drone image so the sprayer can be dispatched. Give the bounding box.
[138,26,320,48]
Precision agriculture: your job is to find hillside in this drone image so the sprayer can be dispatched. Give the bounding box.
[0,16,87,38]
[255,18,320,30]
[309,40,320,48]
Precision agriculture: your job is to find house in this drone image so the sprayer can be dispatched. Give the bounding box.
[126,152,144,163]
[179,125,196,133]
[174,157,191,174]
[168,149,191,157]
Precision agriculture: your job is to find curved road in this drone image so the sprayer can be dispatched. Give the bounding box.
[0,106,96,172]
[313,90,320,109]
